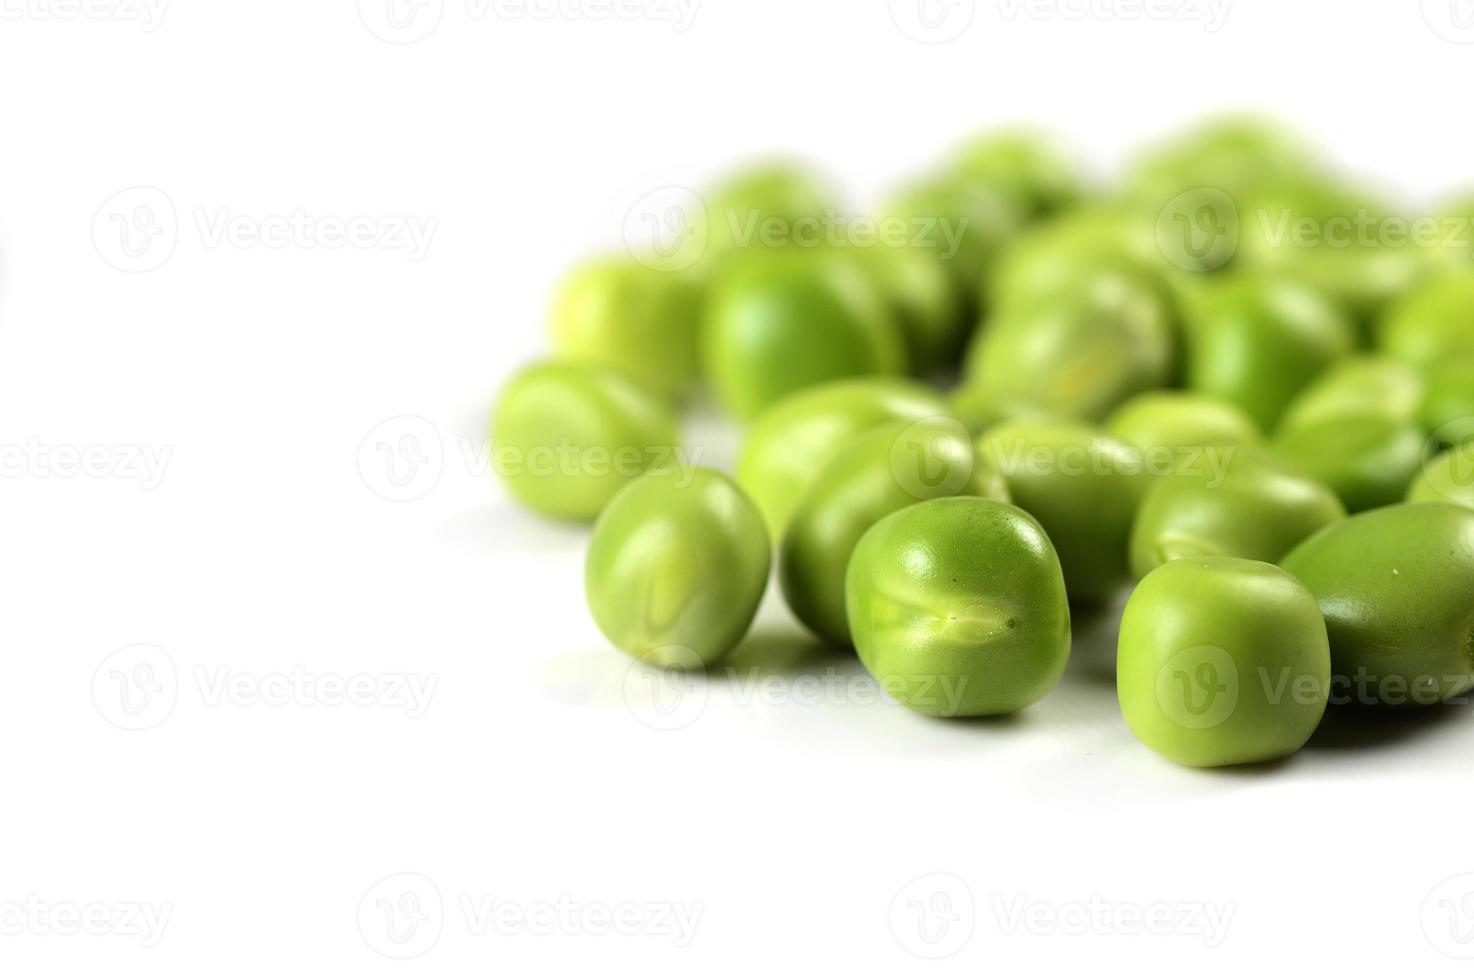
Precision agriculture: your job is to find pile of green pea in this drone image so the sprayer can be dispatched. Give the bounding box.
[493,118,1474,768]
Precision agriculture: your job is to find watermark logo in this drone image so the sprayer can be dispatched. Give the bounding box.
[1419,418,1474,505]
[1424,873,1474,957]
[358,416,444,502]
[1155,187,1238,272]
[93,187,177,273]
[622,646,708,731]
[1155,645,1238,730]
[0,897,173,946]
[890,0,976,43]
[623,186,707,272]
[92,644,178,731]
[889,872,975,958]
[996,0,1231,30]
[358,0,445,43]
[889,416,974,499]
[1422,0,1474,43]
[0,439,172,489]
[359,873,444,959]
[990,894,1234,945]
[0,0,168,30]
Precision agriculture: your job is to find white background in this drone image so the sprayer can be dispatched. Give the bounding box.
[2,0,1473,975]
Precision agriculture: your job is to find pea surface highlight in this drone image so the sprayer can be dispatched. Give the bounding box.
[1117,557,1331,768]
[492,360,679,521]
[846,497,1071,717]
[1281,503,1474,706]
[585,468,769,668]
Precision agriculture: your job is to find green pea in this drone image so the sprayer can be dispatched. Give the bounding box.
[585,467,769,668]
[1105,391,1261,454]
[1185,273,1355,431]
[1419,358,1474,446]
[988,206,1163,309]
[1270,415,1426,513]
[855,240,966,373]
[1124,117,1316,210]
[550,256,703,399]
[1129,448,1344,579]
[1379,272,1474,369]
[1281,503,1474,706]
[1276,356,1425,436]
[1408,444,1474,510]
[780,417,1006,647]
[492,360,679,522]
[701,163,837,264]
[951,130,1084,223]
[980,420,1151,603]
[968,268,1177,422]
[846,497,1071,717]
[1117,556,1330,768]
[879,175,1018,311]
[736,377,948,536]
[702,248,906,419]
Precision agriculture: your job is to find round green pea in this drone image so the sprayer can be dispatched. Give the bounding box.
[1185,273,1355,431]
[702,249,906,419]
[1419,358,1474,447]
[951,130,1084,223]
[1276,356,1425,436]
[780,417,1006,647]
[492,359,679,522]
[1129,448,1344,578]
[585,467,769,668]
[1117,556,1330,768]
[988,206,1163,309]
[1379,272,1474,370]
[968,268,1177,422]
[1124,117,1315,210]
[700,163,837,264]
[980,420,1151,603]
[1105,391,1261,454]
[736,377,948,536]
[1270,415,1426,513]
[549,256,702,399]
[1281,503,1474,706]
[1408,444,1474,509]
[846,497,1071,717]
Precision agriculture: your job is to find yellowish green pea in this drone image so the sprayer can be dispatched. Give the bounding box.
[736,377,949,537]
[780,417,1007,647]
[700,163,838,265]
[492,359,679,522]
[1117,556,1330,767]
[846,497,1071,717]
[1281,503,1474,706]
[1105,391,1261,454]
[1129,448,1344,579]
[1378,271,1474,369]
[1270,415,1426,513]
[585,468,769,668]
[1407,443,1474,510]
[550,255,703,399]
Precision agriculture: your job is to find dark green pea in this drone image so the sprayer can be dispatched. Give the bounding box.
[492,359,679,522]
[780,417,1006,647]
[846,497,1071,717]
[1129,448,1344,578]
[1281,503,1474,706]
[1185,273,1355,431]
[585,468,769,668]
[1270,416,1426,513]
[737,377,948,536]
[979,420,1151,603]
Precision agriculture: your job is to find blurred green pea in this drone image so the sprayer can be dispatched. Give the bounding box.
[1379,271,1474,369]
[700,162,838,265]
[1276,356,1425,436]
[1270,416,1425,513]
[1420,358,1474,447]
[550,255,703,399]
[736,377,948,536]
[1407,443,1474,510]
[702,248,906,419]
[951,130,1086,223]
[492,360,680,522]
[1106,391,1261,455]
[879,174,1019,313]
[853,240,966,374]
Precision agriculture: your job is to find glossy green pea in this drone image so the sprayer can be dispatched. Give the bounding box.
[780,417,1006,647]
[1117,556,1330,768]
[1129,448,1344,579]
[846,497,1071,717]
[492,360,679,522]
[1421,359,1474,446]
[1408,444,1474,509]
[736,377,948,536]
[585,468,769,668]
[951,130,1084,223]
[980,420,1151,603]
[701,163,837,264]
[1276,356,1425,436]
[968,269,1176,423]
[1185,273,1355,431]
[880,175,1018,310]
[550,255,703,399]
[856,241,966,373]
[1379,272,1474,369]
[1281,503,1474,706]
[1270,413,1426,513]
[1105,391,1261,455]
[702,248,906,419]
